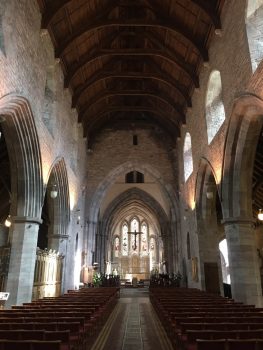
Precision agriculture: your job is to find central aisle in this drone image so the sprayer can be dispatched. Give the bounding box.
[91,288,173,350]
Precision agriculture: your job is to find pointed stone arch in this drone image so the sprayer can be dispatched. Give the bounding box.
[88,161,179,224]
[86,163,180,272]
[0,94,43,306]
[102,188,169,238]
[99,188,168,276]
[222,93,263,219]
[45,157,70,250]
[221,92,263,306]
[0,94,43,220]
[194,158,223,293]
[195,158,220,222]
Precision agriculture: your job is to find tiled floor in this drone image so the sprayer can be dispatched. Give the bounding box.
[91,288,174,350]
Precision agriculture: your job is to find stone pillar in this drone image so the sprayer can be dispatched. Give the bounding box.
[100,234,106,273]
[86,221,97,266]
[95,233,102,267]
[5,217,40,308]
[223,218,262,307]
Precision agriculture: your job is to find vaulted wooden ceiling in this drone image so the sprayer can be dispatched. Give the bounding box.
[37,0,225,147]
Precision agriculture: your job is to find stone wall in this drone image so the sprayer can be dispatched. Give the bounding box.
[176,0,255,288]
[0,0,87,293]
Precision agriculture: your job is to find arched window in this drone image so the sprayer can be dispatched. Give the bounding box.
[125,171,144,183]
[150,237,155,252]
[206,70,225,144]
[183,132,193,181]
[130,218,139,252]
[117,218,153,258]
[246,0,263,72]
[122,223,128,256]
[219,239,230,284]
[141,222,148,254]
[114,236,120,257]
[149,237,156,271]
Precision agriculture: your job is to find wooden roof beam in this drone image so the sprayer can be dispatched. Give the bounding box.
[72,70,192,108]
[40,0,72,28]
[84,106,179,125]
[65,48,199,88]
[78,89,185,123]
[190,0,222,29]
[55,19,208,61]
[143,30,199,87]
[84,107,181,138]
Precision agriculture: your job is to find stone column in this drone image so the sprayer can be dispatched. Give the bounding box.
[5,216,40,308]
[223,218,262,307]
[100,234,106,273]
[86,221,97,266]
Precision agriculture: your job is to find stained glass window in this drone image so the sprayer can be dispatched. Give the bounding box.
[122,223,128,256]
[114,237,120,257]
[131,218,139,252]
[141,222,148,254]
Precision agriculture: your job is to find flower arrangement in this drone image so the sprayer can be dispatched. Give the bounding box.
[93,272,102,287]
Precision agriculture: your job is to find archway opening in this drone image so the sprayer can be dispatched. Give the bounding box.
[0,123,11,292]
[196,166,225,295]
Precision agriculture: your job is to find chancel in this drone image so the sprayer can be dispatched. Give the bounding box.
[0,0,263,349]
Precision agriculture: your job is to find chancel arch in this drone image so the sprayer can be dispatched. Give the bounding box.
[96,187,171,281]
[86,161,180,270]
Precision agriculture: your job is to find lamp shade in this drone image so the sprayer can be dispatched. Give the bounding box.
[4,215,11,227]
[258,209,263,221]
[50,184,58,199]
[206,191,213,199]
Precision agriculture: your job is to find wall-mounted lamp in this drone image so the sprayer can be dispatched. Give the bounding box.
[206,191,214,199]
[4,215,11,228]
[258,209,263,221]
[50,184,58,199]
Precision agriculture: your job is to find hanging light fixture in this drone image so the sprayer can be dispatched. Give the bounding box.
[4,215,11,228]
[258,209,263,221]
[50,184,58,199]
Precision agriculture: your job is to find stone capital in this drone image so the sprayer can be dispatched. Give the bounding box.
[12,216,42,225]
[221,217,256,227]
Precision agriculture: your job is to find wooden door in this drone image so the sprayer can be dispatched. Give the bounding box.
[204,262,220,294]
